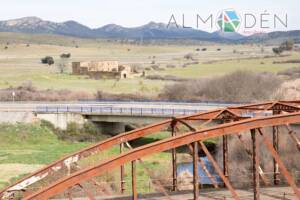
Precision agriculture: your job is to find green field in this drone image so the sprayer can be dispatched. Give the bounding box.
[0,123,188,194]
[0,32,298,96]
[0,123,89,189]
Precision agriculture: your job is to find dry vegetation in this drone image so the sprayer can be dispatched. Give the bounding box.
[215,126,300,188]
[0,70,285,102]
[159,70,283,102]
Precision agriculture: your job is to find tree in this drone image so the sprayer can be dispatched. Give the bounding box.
[60,53,71,58]
[280,39,294,51]
[57,54,70,73]
[41,56,54,65]
[272,47,283,55]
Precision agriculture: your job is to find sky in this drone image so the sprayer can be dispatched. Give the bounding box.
[0,0,298,33]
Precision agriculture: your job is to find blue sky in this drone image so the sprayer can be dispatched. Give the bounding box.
[0,0,298,32]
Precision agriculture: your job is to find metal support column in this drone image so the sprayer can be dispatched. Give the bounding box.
[171,122,177,191]
[223,135,229,184]
[132,160,137,200]
[193,142,199,200]
[272,126,280,185]
[120,143,125,194]
[251,129,260,200]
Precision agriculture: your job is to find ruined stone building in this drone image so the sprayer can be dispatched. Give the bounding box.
[72,61,131,79]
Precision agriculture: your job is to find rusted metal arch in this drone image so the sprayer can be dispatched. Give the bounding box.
[1,100,300,199]
[24,111,300,200]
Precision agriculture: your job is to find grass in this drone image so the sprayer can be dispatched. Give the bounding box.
[0,123,89,188]
[0,122,216,194]
[0,123,180,194]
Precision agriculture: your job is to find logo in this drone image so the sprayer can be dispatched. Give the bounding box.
[216,9,241,32]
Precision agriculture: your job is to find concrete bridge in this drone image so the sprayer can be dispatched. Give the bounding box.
[0,101,240,134]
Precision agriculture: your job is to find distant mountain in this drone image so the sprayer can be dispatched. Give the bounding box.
[0,17,299,43]
[0,17,94,38]
[93,21,217,40]
[243,30,300,44]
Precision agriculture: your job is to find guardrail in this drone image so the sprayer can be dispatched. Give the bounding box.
[36,106,272,117]
[36,106,206,116]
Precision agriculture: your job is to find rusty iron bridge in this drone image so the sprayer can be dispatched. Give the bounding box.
[0,100,300,200]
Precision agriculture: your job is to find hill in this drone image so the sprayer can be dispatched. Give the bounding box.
[1,16,299,43]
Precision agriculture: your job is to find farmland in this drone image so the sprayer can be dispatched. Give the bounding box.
[0,32,299,96]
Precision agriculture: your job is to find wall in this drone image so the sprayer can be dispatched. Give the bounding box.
[36,113,86,129]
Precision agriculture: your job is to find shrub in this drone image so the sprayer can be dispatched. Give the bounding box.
[280,39,294,51]
[41,56,54,65]
[184,53,194,60]
[166,64,176,68]
[60,53,71,58]
[145,75,189,82]
[278,67,300,79]
[159,70,282,102]
[272,47,284,55]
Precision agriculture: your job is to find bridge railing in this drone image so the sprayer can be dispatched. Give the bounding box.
[36,106,273,117]
[36,106,206,116]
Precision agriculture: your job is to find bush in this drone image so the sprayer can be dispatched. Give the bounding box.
[62,122,108,142]
[166,64,176,68]
[280,39,294,51]
[145,75,189,82]
[278,67,300,79]
[272,47,284,55]
[184,53,194,60]
[60,53,71,58]
[41,56,54,65]
[159,70,282,102]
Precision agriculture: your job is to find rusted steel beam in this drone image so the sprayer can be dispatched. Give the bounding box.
[24,112,300,199]
[77,184,96,200]
[175,118,196,131]
[131,160,138,200]
[120,143,125,194]
[272,126,280,185]
[236,134,269,185]
[187,144,219,188]
[199,141,240,200]
[251,129,260,200]
[284,125,300,151]
[193,142,199,200]
[4,101,297,198]
[125,142,172,200]
[258,129,300,198]
[73,164,111,196]
[171,120,177,192]
[223,135,229,185]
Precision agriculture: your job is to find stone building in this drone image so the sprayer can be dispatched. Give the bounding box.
[72,61,131,79]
